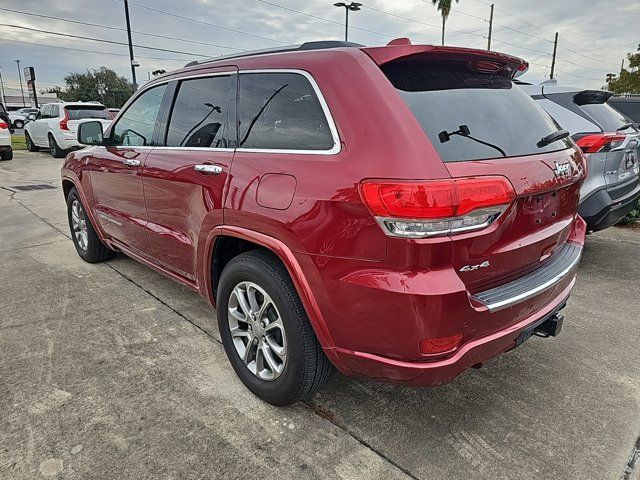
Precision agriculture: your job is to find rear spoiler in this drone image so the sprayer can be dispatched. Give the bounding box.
[573,90,614,105]
[361,42,529,79]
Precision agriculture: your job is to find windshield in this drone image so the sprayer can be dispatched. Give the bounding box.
[578,102,638,133]
[382,59,573,162]
[65,106,111,120]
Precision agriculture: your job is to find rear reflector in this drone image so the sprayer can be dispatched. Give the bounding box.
[575,133,625,154]
[420,333,463,355]
[360,176,515,238]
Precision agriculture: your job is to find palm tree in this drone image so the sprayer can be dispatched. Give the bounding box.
[432,0,459,46]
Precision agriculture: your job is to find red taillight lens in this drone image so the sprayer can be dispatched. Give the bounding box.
[59,108,69,131]
[420,333,463,355]
[360,181,455,219]
[360,177,515,238]
[360,176,515,219]
[0,121,7,129]
[575,133,625,154]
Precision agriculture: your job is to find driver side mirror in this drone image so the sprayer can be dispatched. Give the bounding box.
[78,121,104,146]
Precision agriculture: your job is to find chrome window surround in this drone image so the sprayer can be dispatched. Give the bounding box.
[104,69,341,155]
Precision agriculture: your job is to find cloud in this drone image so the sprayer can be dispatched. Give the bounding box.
[0,0,636,90]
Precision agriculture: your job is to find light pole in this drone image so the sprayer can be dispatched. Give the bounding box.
[333,2,362,42]
[123,0,138,89]
[0,67,6,105]
[14,59,26,107]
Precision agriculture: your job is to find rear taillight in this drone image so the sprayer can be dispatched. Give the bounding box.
[59,108,69,131]
[575,133,625,154]
[0,121,7,129]
[360,176,515,238]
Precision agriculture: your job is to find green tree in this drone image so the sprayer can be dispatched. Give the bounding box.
[605,44,640,94]
[432,0,460,46]
[45,67,134,108]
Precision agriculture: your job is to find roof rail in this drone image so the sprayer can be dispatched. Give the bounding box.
[183,40,364,67]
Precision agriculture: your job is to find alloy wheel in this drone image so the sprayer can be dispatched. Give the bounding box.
[70,199,88,251]
[228,281,287,381]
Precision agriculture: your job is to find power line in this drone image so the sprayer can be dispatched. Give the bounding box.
[366,3,485,38]
[0,24,209,58]
[491,38,550,56]
[2,37,192,63]
[115,0,288,45]
[0,7,245,52]
[557,44,620,68]
[555,69,604,82]
[555,55,611,73]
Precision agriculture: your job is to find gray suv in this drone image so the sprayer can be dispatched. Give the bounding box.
[520,83,640,232]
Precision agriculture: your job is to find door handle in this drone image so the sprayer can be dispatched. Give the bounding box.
[123,159,141,167]
[194,164,223,175]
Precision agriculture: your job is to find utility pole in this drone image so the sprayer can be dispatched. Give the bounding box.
[123,0,138,89]
[487,3,494,51]
[550,32,558,79]
[333,2,362,42]
[0,67,6,106]
[14,60,26,107]
[620,59,625,75]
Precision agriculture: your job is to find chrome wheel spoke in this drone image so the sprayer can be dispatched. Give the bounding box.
[70,200,88,251]
[227,281,287,382]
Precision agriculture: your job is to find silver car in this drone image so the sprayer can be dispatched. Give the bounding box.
[521,82,640,232]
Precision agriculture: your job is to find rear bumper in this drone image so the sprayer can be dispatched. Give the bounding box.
[0,144,11,152]
[330,280,575,386]
[57,132,82,150]
[579,181,640,231]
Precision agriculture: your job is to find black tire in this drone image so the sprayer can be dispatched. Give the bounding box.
[217,250,333,406]
[66,188,115,263]
[13,120,24,129]
[49,134,66,158]
[25,132,39,152]
[0,149,12,161]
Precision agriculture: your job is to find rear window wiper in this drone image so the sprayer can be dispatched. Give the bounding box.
[537,129,569,148]
[439,124,507,157]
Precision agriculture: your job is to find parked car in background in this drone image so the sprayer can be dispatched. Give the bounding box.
[8,107,39,129]
[521,84,640,232]
[0,117,12,160]
[63,41,586,405]
[608,95,640,123]
[25,102,113,158]
[0,102,11,132]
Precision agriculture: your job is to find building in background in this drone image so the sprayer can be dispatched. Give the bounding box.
[2,87,59,110]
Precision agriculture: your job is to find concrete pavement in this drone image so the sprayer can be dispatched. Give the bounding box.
[1,150,639,479]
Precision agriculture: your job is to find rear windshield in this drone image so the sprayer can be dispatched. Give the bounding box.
[382,60,573,162]
[608,99,640,123]
[578,102,637,133]
[65,106,111,120]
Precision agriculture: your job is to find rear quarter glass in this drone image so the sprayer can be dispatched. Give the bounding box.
[382,59,573,162]
[65,106,112,120]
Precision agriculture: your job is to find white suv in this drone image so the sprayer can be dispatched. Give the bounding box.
[0,117,12,161]
[25,102,113,157]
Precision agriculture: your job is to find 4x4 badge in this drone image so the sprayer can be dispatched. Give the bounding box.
[460,261,490,272]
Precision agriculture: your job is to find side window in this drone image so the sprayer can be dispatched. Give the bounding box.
[166,75,230,148]
[50,105,59,118]
[40,105,50,119]
[238,72,334,151]
[111,84,167,147]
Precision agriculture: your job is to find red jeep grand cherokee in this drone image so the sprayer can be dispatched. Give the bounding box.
[62,40,586,405]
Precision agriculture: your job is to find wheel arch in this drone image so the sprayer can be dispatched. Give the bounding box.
[203,226,337,351]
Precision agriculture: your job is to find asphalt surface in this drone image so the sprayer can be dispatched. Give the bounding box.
[1,150,639,480]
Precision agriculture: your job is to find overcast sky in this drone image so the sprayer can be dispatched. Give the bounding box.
[1,0,638,92]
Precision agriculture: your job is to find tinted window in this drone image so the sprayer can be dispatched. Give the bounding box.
[383,60,572,162]
[166,76,230,148]
[578,103,637,132]
[50,105,59,118]
[65,106,111,120]
[111,84,166,147]
[238,72,334,150]
[40,105,51,118]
